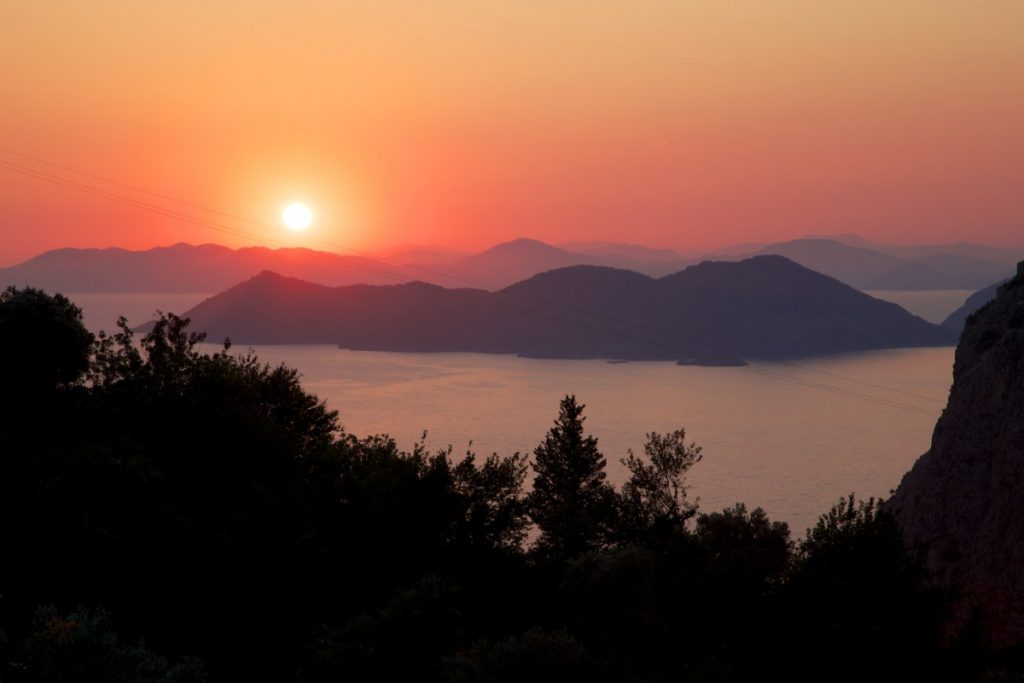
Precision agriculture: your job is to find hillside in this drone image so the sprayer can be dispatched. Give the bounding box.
[171,255,956,364]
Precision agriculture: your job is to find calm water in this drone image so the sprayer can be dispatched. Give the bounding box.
[865,289,974,324]
[204,345,954,535]
[71,292,957,534]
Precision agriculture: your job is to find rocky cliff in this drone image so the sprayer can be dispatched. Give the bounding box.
[941,280,1006,332]
[891,261,1024,645]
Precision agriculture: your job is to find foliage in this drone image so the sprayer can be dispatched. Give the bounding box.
[0,286,93,397]
[526,395,617,559]
[2,312,345,678]
[799,493,889,557]
[445,629,596,683]
[618,429,703,538]
[302,575,467,682]
[696,503,791,585]
[1,296,1011,681]
[446,449,531,553]
[88,312,211,388]
[795,495,931,600]
[782,494,949,680]
[19,606,206,683]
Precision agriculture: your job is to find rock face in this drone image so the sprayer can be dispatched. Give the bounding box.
[891,261,1024,645]
[941,280,1006,332]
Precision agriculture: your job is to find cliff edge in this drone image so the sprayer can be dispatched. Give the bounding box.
[891,261,1024,645]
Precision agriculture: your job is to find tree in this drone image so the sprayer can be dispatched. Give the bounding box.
[695,503,791,585]
[17,312,344,678]
[782,494,947,681]
[20,605,207,682]
[447,449,530,553]
[618,429,703,537]
[445,628,596,683]
[0,286,93,399]
[526,395,616,559]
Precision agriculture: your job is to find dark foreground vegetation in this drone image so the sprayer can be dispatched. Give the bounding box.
[0,286,1017,682]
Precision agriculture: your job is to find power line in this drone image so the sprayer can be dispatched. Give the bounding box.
[0,153,945,417]
[0,151,945,418]
[3,150,948,406]
[0,148,949,405]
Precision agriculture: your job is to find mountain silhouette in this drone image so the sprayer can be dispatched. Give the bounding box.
[5,237,1015,295]
[756,239,905,286]
[166,255,956,364]
[941,279,1008,331]
[735,238,1018,290]
[0,243,415,292]
[864,253,1016,290]
[0,238,693,294]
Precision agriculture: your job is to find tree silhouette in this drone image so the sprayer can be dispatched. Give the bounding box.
[0,286,93,399]
[527,395,616,559]
[696,503,791,586]
[21,606,207,682]
[782,494,947,680]
[618,429,703,538]
[0,295,988,681]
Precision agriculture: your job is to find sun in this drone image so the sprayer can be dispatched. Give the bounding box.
[282,202,313,231]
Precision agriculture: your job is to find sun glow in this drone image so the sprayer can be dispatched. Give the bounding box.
[282,203,313,231]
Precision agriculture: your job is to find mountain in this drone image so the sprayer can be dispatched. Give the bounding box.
[703,240,773,258]
[374,245,468,264]
[168,255,956,364]
[438,238,591,289]
[733,238,1017,290]
[557,241,693,276]
[0,243,420,293]
[0,238,691,294]
[867,240,1022,267]
[787,233,1022,266]
[802,233,877,248]
[863,253,1013,290]
[9,237,1014,296]
[941,280,1008,331]
[890,262,1024,645]
[400,237,694,288]
[755,239,905,286]
[559,241,688,262]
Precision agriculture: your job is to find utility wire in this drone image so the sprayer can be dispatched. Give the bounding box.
[0,148,947,404]
[0,151,946,418]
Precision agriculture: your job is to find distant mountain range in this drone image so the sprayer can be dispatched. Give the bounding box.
[0,238,692,294]
[0,243,410,293]
[164,256,956,365]
[2,235,1019,295]
[726,238,1019,290]
[435,238,692,287]
[941,280,1008,331]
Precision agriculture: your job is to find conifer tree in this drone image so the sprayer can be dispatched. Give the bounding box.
[527,395,616,558]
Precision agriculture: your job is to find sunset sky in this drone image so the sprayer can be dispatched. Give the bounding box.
[1,0,1022,265]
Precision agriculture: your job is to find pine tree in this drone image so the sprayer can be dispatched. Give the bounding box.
[527,395,616,558]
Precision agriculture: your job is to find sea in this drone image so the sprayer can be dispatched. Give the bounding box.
[68,289,974,534]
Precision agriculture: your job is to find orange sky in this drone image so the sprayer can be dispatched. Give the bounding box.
[1,0,1022,265]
